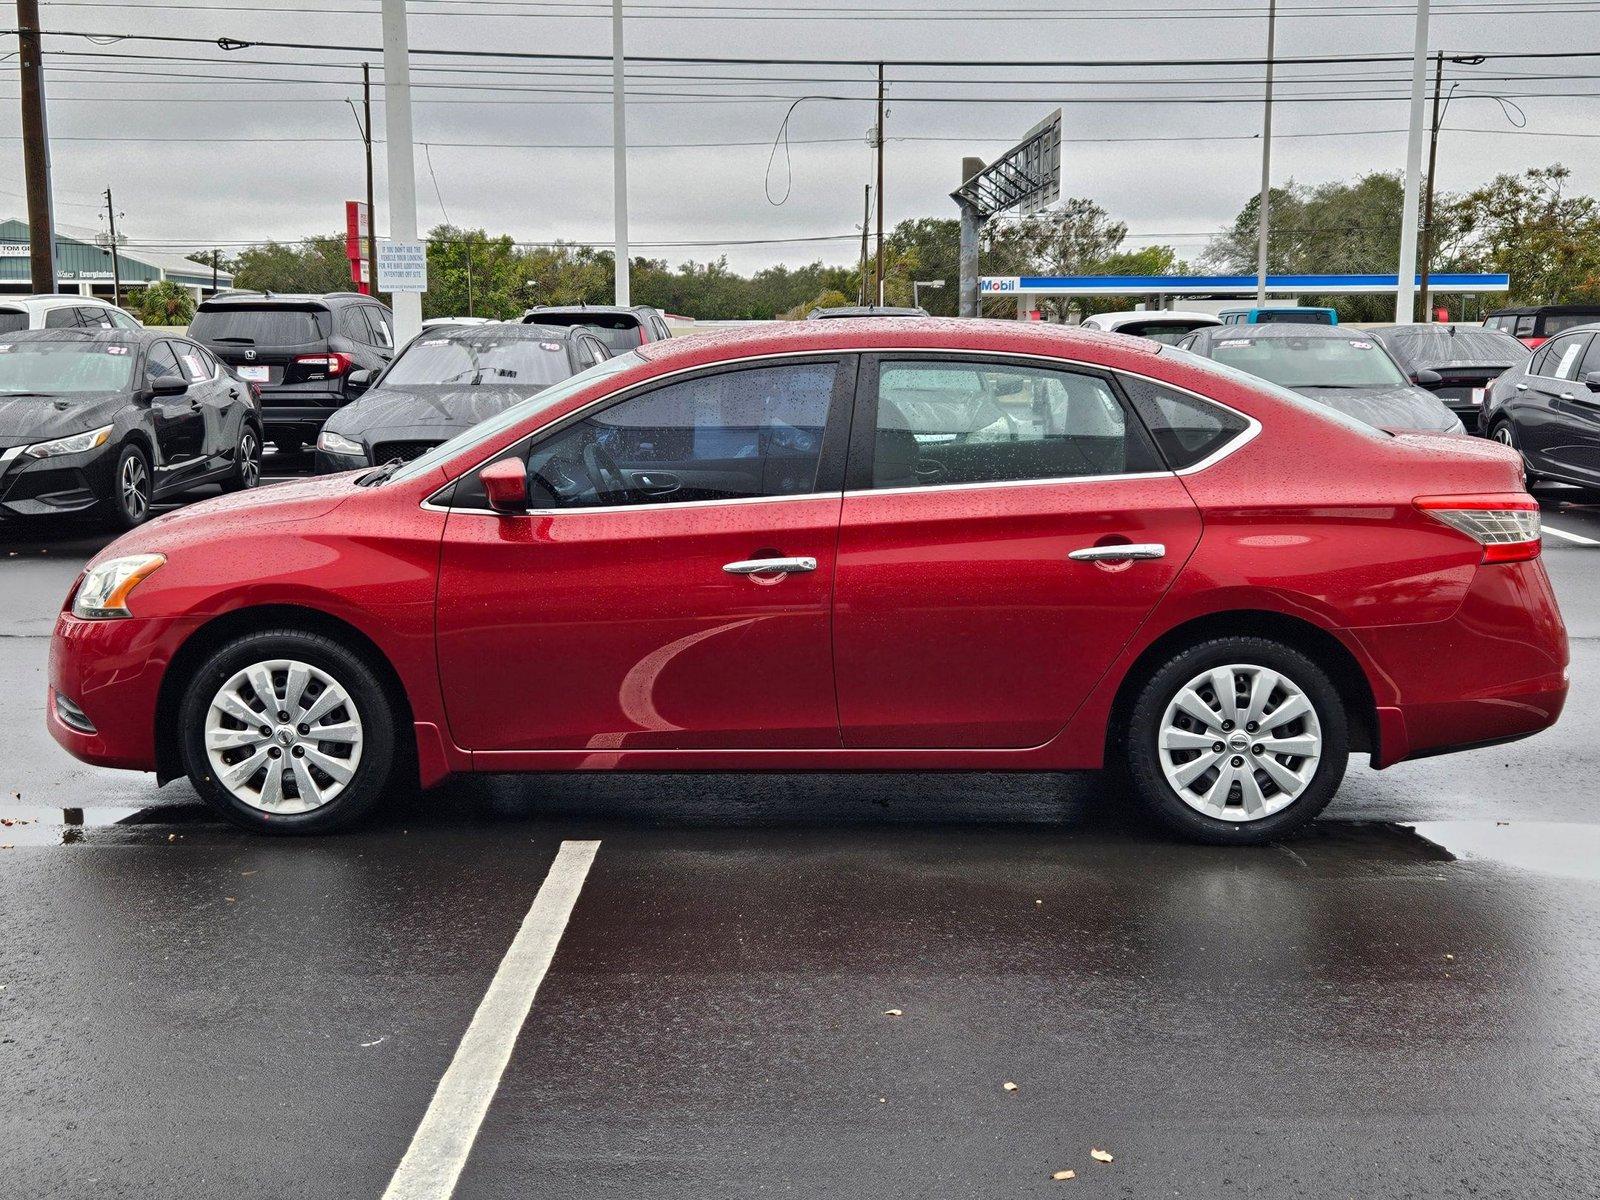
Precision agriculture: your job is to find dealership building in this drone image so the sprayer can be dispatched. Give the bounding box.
[1,217,233,300]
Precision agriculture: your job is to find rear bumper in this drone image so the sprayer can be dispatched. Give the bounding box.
[1358,556,1569,766]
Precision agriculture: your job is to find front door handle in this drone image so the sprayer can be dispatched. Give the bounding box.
[1515,383,1529,391]
[1068,543,1166,563]
[723,556,817,576]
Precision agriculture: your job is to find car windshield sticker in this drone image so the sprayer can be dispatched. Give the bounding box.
[106,345,129,355]
[1348,340,1374,350]
[1217,339,1252,348]
[541,342,563,352]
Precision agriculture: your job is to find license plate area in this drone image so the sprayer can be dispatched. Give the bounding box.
[236,365,270,382]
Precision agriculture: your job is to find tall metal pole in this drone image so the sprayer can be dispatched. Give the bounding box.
[212,248,220,293]
[381,0,423,342]
[1395,0,1431,324]
[956,156,983,319]
[17,0,57,293]
[858,184,871,306]
[363,62,378,300]
[612,0,630,306]
[874,63,886,306]
[1254,0,1276,307]
[103,188,121,308]
[1418,51,1444,324]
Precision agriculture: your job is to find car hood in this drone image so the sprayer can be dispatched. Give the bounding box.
[321,383,544,442]
[0,392,126,444]
[1292,384,1466,435]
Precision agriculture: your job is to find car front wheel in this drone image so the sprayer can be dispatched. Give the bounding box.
[178,630,400,833]
[108,442,152,529]
[1125,637,1348,844]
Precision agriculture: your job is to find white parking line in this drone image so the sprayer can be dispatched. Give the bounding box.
[1543,524,1600,546]
[382,840,601,1200]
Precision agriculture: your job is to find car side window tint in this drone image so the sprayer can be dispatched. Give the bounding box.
[1579,337,1600,382]
[109,308,140,330]
[175,342,212,383]
[1528,344,1554,377]
[146,341,184,384]
[869,360,1161,489]
[43,306,79,328]
[1515,315,1537,337]
[1551,336,1589,381]
[522,361,838,508]
[77,306,114,330]
[340,308,371,345]
[1120,376,1251,470]
[365,308,394,349]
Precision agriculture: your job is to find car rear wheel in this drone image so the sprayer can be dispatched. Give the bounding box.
[1491,418,1539,485]
[178,630,400,833]
[1125,637,1348,844]
[107,442,152,530]
[221,423,262,492]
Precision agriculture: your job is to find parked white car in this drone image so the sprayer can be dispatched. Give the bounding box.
[0,294,142,333]
[1079,310,1221,344]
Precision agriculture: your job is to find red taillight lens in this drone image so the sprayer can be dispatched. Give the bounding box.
[293,352,353,377]
[1416,493,1541,563]
[1521,336,1547,349]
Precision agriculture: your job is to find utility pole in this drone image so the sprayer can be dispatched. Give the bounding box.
[1255,0,1276,307]
[1418,50,1444,323]
[17,0,58,293]
[102,188,121,307]
[1395,0,1431,324]
[956,156,984,318]
[874,62,886,306]
[362,62,378,300]
[212,248,220,293]
[612,0,630,306]
[858,185,871,306]
[381,0,423,342]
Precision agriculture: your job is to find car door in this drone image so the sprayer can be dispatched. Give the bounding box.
[361,307,396,366]
[435,355,855,752]
[143,340,207,489]
[172,340,243,473]
[832,354,1204,750]
[1544,333,1600,483]
[1517,333,1590,473]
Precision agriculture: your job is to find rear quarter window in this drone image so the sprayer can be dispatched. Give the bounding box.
[0,309,26,334]
[1119,374,1251,469]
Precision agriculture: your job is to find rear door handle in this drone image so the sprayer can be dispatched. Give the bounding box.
[1068,543,1166,563]
[723,557,816,576]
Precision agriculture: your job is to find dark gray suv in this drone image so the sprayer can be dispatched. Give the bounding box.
[189,292,395,451]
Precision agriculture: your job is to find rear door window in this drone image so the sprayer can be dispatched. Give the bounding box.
[363,308,394,349]
[1515,315,1537,338]
[77,306,116,330]
[1543,312,1600,337]
[1543,335,1590,381]
[0,309,26,334]
[43,306,79,329]
[339,308,372,345]
[175,342,214,382]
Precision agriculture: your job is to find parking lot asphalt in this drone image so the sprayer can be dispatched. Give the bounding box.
[2,468,1598,1198]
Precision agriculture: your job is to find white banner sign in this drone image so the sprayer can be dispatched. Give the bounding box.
[377,240,428,293]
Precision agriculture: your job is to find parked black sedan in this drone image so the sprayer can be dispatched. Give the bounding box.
[1483,321,1600,489]
[1365,323,1529,431]
[1177,323,1464,434]
[0,328,261,528]
[313,322,612,473]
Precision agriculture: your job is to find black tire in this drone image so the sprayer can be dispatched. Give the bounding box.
[106,441,153,530]
[1124,636,1349,845]
[177,629,402,833]
[220,422,263,493]
[1490,418,1539,486]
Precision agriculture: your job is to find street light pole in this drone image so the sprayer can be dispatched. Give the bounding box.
[612,0,631,306]
[875,62,886,306]
[1255,0,1276,308]
[1418,51,1444,323]
[17,0,57,293]
[1395,0,1432,324]
[363,62,378,300]
[102,188,121,308]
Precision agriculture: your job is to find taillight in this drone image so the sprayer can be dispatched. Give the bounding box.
[1415,493,1541,563]
[294,352,353,377]
[1521,336,1546,349]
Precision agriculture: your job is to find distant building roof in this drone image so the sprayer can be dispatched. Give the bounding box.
[0,217,233,288]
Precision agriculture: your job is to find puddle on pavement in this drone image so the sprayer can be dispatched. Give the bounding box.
[1405,820,1600,883]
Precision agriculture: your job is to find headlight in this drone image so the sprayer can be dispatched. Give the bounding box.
[72,554,165,620]
[316,431,366,458]
[25,424,112,459]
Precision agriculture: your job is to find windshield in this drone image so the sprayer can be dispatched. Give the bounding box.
[1385,326,1530,369]
[190,307,327,346]
[0,341,135,394]
[383,333,575,388]
[388,350,642,484]
[1115,319,1214,345]
[1206,335,1407,389]
[1160,345,1389,438]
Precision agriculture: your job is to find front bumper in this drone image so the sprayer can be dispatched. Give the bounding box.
[0,441,117,519]
[314,447,370,475]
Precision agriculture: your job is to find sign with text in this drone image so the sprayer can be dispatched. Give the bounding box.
[344,200,371,295]
[377,240,428,293]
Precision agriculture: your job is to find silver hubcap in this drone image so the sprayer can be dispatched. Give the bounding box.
[203,659,364,814]
[240,431,260,486]
[120,454,148,519]
[1493,425,1514,448]
[1157,663,1322,823]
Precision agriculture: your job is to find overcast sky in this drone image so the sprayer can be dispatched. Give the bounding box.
[3,0,1598,274]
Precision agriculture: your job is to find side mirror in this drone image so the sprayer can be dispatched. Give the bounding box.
[480,458,529,514]
[1410,368,1442,386]
[1584,370,1600,392]
[347,368,377,396]
[148,375,189,398]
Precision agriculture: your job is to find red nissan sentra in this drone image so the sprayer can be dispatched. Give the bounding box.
[47,320,1568,844]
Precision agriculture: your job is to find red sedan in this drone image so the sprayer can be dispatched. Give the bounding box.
[47,320,1568,844]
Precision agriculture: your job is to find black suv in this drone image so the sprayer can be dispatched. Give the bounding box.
[189,292,395,451]
[520,304,670,353]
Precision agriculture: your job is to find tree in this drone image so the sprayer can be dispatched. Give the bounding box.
[227,234,353,295]
[1441,164,1600,305]
[139,280,194,326]
[422,225,527,320]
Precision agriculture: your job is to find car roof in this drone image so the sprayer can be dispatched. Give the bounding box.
[2,327,162,344]
[631,316,1159,369]
[1188,323,1351,344]
[1486,304,1600,316]
[0,294,122,309]
[808,305,928,319]
[200,291,373,308]
[526,304,638,316]
[418,321,587,342]
[1089,310,1221,325]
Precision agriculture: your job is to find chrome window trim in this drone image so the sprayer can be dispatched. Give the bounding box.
[424,347,1261,516]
